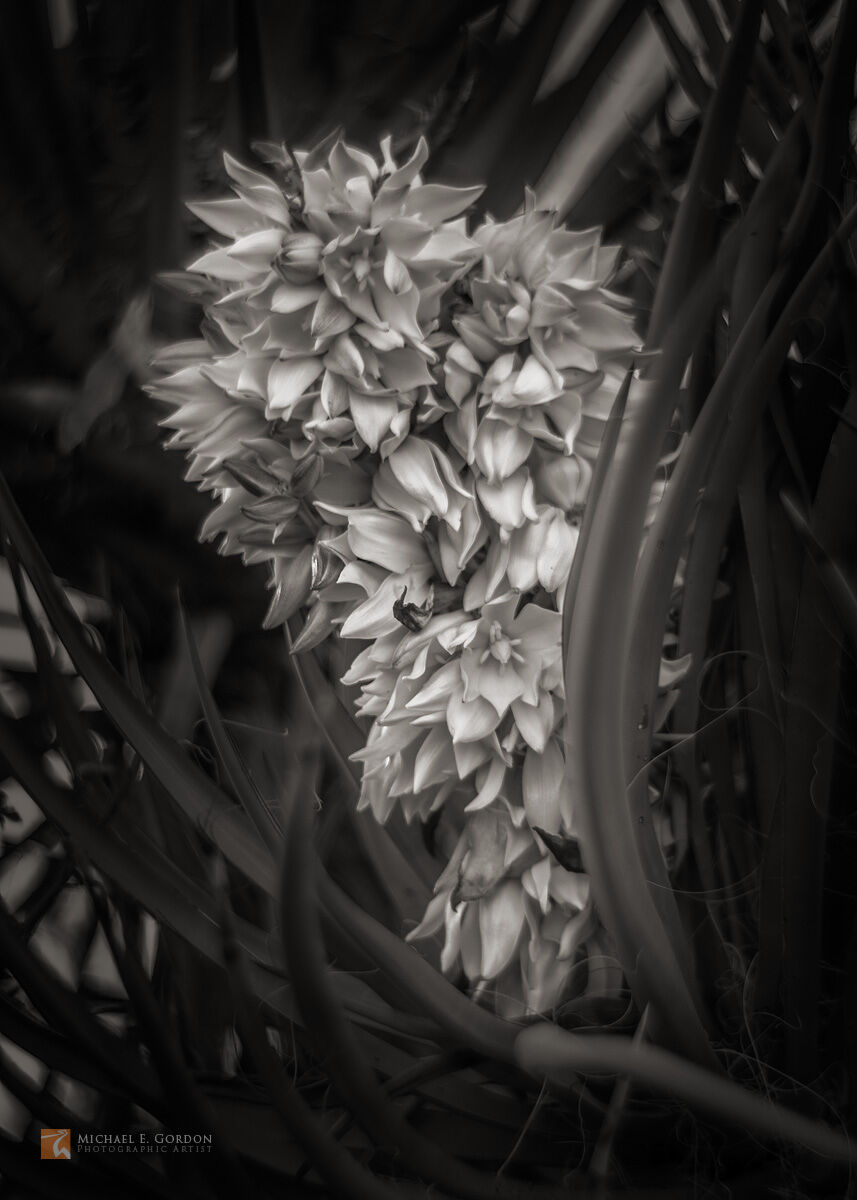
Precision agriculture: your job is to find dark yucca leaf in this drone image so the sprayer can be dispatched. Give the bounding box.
[753,286,857,1082]
[219,857,407,1200]
[781,0,857,259]
[0,481,418,1037]
[0,470,278,895]
[630,116,805,966]
[560,0,769,1065]
[0,701,304,1024]
[425,0,571,194]
[649,0,775,171]
[479,0,648,218]
[0,890,163,1116]
[630,199,857,1006]
[280,787,573,1200]
[286,616,436,927]
[646,0,763,344]
[181,603,283,845]
[647,2,713,112]
[312,819,856,1166]
[0,993,123,1097]
[513,1022,856,1163]
[86,882,245,1198]
[779,490,857,653]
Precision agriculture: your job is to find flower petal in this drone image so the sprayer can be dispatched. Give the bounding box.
[537,512,578,592]
[522,739,564,835]
[476,468,537,530]
[413,726,456,792]
[379,348,434,392]
[310,290,355,335]
[271,281,324,313]
[388,438,449,516]
[347,509,430,574]
[401,183,484,224]
[511,692,555,753]
[187,198,266,238]
[267,357,323,413]
[475,420,533,482]
[513,356,561,405]
[479,880,526,979]
[350,393,400,452]
[340,570,431,640]
[464,756,507,812]
[447,692,500,743]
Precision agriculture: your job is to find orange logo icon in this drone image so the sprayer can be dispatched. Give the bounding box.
[40,1129,71,1160]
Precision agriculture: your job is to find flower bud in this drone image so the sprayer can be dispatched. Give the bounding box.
[290,452,323,497]
[223,456,279,497]
[444,342,481,406]
[311,528,343,590]
[453,810,509,904]
[241,495,300,525]
[290,599,337,653]
[474,420,533,483]
[533,452,591,512]
[263,545,313,628]
[274,231,323,284]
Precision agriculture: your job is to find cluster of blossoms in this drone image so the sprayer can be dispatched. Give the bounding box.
[151,135,644,1015]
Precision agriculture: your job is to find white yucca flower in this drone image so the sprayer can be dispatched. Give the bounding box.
[153,134,646,1015]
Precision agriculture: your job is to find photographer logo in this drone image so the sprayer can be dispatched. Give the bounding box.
[40,1129,71,1160]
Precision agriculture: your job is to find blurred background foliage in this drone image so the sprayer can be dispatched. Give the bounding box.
[1,1,857,1197]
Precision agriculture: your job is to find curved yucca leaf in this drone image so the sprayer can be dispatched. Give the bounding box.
[634,201,857,723]
[87,884,244,1198]
[781,0,857,256]
[220,869,407,1200]
[477,0,648,217]
[560,0,774,1067]
[561,269,740,1068]
[312,813,857,1167]
[3,544,109,803]
[0,470,277,895]
[0,543,416,1043]
[0,709,302,1018]
[317,866,516,1061]
[665,113,807,857]
[646,0,763,345]
[779,490,857,652]
[755,341,857,1079]
[663,117,801,924]
[181,603,283,846]
[513,1024,857,1164]
[626,203,857,998]
[0,994,122,1097]
[286,619,435,926]
[0,891,163,1117]
[625,199,793,851]
[561,367,632,654]
[280,789,571,1200]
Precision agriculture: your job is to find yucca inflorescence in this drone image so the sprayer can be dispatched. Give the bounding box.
[151,133,662,1013]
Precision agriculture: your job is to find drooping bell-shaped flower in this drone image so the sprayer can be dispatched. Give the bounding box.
[160,129,654,1016]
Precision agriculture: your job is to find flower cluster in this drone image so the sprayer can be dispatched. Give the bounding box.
[151,135,640,1015]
